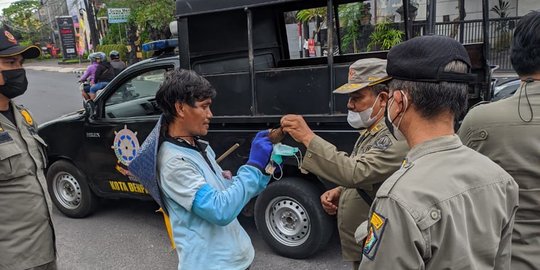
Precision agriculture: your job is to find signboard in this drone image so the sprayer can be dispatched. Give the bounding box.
[108,8,130,23]
[56,16,77,59]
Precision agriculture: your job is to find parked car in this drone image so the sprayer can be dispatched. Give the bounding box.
[493,78,521,101]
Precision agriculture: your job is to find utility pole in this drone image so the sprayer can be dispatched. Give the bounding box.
[40,0,57,44]
[84,0,99,49]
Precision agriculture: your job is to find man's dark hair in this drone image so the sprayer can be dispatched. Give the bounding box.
[511,10,540,76]
[156,68,216,125]
[371,83,388,95]
[389,61,469,119]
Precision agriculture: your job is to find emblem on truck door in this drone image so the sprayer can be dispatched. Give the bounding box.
[111,125,140,167]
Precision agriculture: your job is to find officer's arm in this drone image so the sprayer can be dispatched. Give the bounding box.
[359,198,425,270]
[302,135,407,189]
[160,157,270,226]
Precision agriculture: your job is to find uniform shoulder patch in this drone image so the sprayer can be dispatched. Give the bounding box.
[363,211,388,260]
[19,109,34,126]
[371,135,393,151]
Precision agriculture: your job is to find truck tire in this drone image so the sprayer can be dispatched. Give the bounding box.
[254,177,333,259]
[46,160,98,218]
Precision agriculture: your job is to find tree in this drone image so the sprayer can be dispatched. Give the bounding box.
[99,0,174,62]
[2,0,44,43]
[367,19,404,51]
[296,8,326,40]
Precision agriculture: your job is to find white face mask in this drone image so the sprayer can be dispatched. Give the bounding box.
[347,94,382,129]
[385,91,408,141]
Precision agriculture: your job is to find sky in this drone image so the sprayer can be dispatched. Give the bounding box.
[0,0,16,13]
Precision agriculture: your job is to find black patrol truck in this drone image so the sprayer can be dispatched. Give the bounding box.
[39,0,493,259]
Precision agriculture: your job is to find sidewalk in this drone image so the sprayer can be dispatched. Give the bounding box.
[24,59,88,74]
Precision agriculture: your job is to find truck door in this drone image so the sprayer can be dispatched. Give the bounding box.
[83,65,174,198]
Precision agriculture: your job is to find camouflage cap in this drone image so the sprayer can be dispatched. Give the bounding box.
[0,27,40,59]
[334,58,391,94]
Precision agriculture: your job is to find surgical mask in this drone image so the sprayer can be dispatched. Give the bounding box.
[271,143,299,165]
[347,94,382,129]
[0,69,28,99]
[385,91,407,141]
[267,143,302,180]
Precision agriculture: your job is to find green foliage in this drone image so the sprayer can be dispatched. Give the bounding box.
[296,8,326,39]
[338,3,363,52]
[296,8,326,23]
[491,0,512,33]
[96,44,129,62]
[491,0,511,18]
[102,23,128,44]
[367,20,404,51]
[2,0,43,43]
[102,0,174,43]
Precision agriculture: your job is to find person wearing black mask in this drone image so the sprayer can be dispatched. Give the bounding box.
[0,28,57,269]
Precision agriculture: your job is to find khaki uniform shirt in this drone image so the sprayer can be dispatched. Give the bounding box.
[302,120,408,261]
[459,81,540,270]
[358,135,519,270]
[0,101,55,270]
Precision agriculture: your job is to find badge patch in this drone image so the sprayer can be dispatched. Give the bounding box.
[0,131,13,144]
[20,109,33,126]
[4,31,17,44]
[363,226,377,254]
[370,212,384,230]
[363,211,388,260]
[372,135,392,151]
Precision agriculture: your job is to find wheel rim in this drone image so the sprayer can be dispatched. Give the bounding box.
[52,172,82,210]
[264,196,311,247]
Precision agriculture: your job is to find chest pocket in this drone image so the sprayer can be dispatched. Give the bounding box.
[0,140,31,180]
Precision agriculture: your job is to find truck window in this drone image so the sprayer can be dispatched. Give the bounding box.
[104,68,171,119]
[282,1,411,60]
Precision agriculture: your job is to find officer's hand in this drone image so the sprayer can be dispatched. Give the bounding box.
[320,187,341,215]
[280,114,315,147]
[246,130,273,171]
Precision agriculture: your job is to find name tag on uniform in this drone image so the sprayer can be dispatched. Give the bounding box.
[0,131,13,144]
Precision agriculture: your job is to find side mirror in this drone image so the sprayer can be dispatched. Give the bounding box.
[83,99,96,119]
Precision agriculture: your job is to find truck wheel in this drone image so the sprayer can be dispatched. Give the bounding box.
[46,160,98,218]
[254,177,333,259]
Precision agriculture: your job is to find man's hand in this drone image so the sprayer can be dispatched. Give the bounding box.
[280,114,315,147]
[320,187,341,215]
[246,130,273,171]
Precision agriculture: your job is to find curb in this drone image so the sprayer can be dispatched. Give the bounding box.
[24,65,87,74]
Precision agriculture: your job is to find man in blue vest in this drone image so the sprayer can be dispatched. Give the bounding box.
[154,68,273,270]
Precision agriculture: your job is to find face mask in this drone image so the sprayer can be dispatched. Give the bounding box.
[271,143,299,165]
[385,91,408,141]
[347,94,382,129]
[0,69,28,99]
[266,143,302,180]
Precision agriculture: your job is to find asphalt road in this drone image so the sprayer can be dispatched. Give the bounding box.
[17,69,350,270]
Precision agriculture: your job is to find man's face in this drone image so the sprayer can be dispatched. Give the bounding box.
[180,98,213,136]
[0,55,23,85]
[347,87,386,118]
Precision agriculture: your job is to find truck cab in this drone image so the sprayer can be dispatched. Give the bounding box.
[39,0,492,259]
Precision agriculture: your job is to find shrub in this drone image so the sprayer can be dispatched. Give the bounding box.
[95,44,129,62]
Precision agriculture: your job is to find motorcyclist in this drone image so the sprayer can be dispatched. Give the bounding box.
[89,52,115,100]
[79,52,99,100]
[109,50,126,75]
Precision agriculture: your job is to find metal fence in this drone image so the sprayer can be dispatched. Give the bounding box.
[413,17,520,71]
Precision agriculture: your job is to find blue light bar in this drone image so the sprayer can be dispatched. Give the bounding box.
[142,39,178,52]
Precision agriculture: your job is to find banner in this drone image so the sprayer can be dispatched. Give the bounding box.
[108,8,130,23]
[56,16,77,59]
